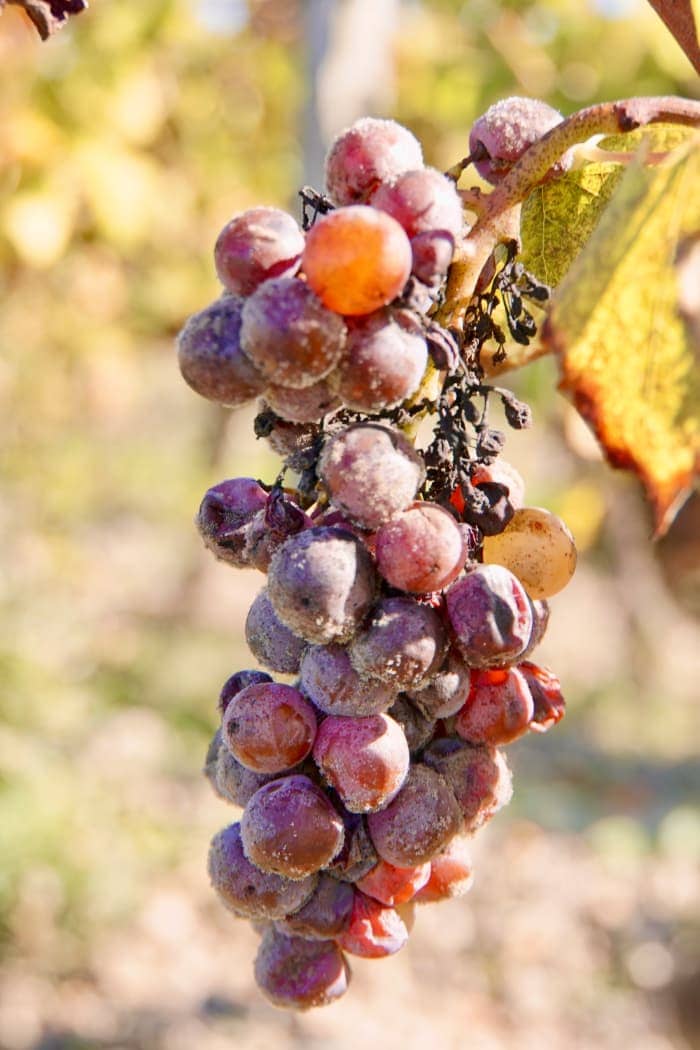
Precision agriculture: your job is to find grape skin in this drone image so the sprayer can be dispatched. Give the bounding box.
[319,423,425,531]
[267,526,377,645]
[414,834,474,904]
[324,116,424,205]
[456,667,534,747]
[355,858,430,907]
[335,891,409,959]
[367,764,462,868]
[265,377,341,423]
[330,308,428,413]
[245,588,307,674]
[214,207,305,296]
[406,648,472,719]
[374,501,467,594]
[240,276,347,388]
[299,643,397,718]
[422,737,513,831]
[312,713,410,814]
[468,96,567,184]
[371,167,464,241]
[349,596,447,690]
[196,477,269,569]
[445,564,533,668]
[177,295,267,406]
[241,775,345,880]
[208,823,317,920]
[274,874,354,940]
[222,682,317,774]
[254,927,350,1009]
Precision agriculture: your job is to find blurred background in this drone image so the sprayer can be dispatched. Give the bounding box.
[0,1,698,1047]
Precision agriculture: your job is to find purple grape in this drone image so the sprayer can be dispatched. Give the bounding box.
[324,805,378,883]
[275,874,354,940]
[371,167,464,241]
[254,927,350,1009]
[265,378,341,423]
[208,823,317,919]
[445,564,533,668]
[410,230,455,286]
[177,295,266,406]
[240,277,346,389]
[422,737,513,831]
[204,728,226,800]
[319,423,425,531]
[241,775,345,879]
[222,682,317,774]
[196,477,268,568]
[245,589,307,675]
[218,670,273,717]
[299,643,396,718]
[406,648,472,719]
[348,596,447,689]
[468,96,567,185]
[521,597,550,658]
[366,764,462,867]
[330,308,428,414]
[214,207,305,296]
[267,526,377,645]
[244,490,312,574]
[386,694,436,753]
[324,116,423,206]
[215,748,279,808]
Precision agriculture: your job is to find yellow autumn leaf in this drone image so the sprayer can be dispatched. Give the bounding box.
[520,162,623,288]
[544,140,700,536]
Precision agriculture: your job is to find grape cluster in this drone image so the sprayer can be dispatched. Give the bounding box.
[178,109,577,1011]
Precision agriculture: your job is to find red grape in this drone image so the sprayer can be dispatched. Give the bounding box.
[349,596,447,689]
[330,308,428,413]
[355,859,430,907]
[299,643,396,718]
[208,823,317,919]
[367,764,462,867]
[414,835,474,903]
[222,682,317,774]
[456,667,534,746]
[214,207,305,295]
[335,891,409,959]
[254,927,350,1009]
[319,422,425,530]
[240,276,346,388]
[324,116,423,205]
[244,588,307,675]
[241,775,344,879]
[374,501,466,593]
[371,167,464,240]
[445,564,532,668]
[177,295,266,406]
[312,713,410,814]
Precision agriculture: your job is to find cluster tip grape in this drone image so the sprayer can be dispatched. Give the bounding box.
[178,107,577,1011]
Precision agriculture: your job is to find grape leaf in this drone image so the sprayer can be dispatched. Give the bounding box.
[0,0,87,39]
[520,163,623,289]
[543,141,700,536]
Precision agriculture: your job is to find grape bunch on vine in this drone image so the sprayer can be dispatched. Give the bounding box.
[176,94,699,1009]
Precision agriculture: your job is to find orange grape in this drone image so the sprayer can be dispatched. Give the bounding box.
[302,206,412,316]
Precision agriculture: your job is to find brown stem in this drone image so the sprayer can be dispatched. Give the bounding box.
[646,0,700,76]
[442,96,700,326]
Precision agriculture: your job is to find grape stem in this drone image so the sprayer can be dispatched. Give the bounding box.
[441,96,700,327]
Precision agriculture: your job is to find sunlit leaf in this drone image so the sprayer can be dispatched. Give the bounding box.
[544,142,700,536]
[520,162,623,288]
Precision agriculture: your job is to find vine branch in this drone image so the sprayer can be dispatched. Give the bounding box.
[441,96,700,327]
